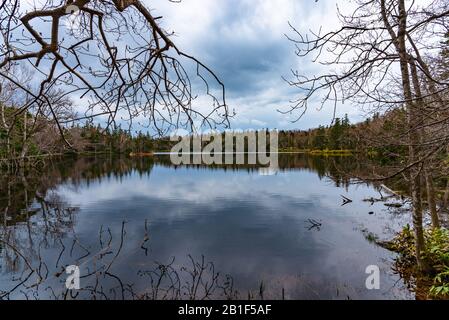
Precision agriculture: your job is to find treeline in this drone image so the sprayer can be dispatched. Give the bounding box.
[67,123,177,154]
[278,114,353,151]
[0,109,172,160]
[278,110,412,160]
[0,105,410,161]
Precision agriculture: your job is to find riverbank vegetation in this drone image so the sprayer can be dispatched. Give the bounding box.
[381,226,449,299]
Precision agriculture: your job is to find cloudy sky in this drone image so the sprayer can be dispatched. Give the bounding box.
[149,0,363,131]
[15,0,433,132]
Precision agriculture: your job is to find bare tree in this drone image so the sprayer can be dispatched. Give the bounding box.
[0,0,230,150]
[286,0,449,271]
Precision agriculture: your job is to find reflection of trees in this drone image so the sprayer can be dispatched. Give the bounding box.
[0,154,414,299]
[1,154,385,229]
[0,156,156,224]
[155,153,363,189]
[1,218,240,300]
[1,219,362,300]
[0,192,76,299]
[0,154,419,299]
[0,155,157,293]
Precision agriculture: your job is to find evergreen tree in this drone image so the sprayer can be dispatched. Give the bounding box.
[329,118,343,149]
[312,126,328,149]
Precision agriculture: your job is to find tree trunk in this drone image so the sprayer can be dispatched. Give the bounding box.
[20,111,28,160]
[444,146,449,213]
[424,168,440,229]
[407,50,440,231]
[411,168,428,271]
[1,102,11,157]
[444,179,449,213]
[396,0,428,271]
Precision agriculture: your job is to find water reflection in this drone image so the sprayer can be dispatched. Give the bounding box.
[0,155,414,299]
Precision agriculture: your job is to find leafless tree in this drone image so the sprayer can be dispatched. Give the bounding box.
[286,0,449,271]
[0,0,230,151]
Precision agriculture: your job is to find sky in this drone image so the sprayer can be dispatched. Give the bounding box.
[148,0,364,131]
[14,0,435,133]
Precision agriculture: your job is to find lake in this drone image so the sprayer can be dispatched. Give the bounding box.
[0,154,415,300]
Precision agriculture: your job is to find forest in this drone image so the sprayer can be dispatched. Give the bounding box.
[0,109,411,159]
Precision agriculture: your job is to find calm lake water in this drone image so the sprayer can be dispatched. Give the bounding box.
[0,155,415,299]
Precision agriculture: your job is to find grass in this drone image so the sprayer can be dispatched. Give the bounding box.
[277,148,354,156]
[308,149,353,156]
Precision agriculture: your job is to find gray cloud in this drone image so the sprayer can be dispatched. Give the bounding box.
[151,0,364,131]
[18,0,362,132]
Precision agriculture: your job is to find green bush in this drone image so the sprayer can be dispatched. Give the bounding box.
[431,266,449,297]
[388,226,449,299]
